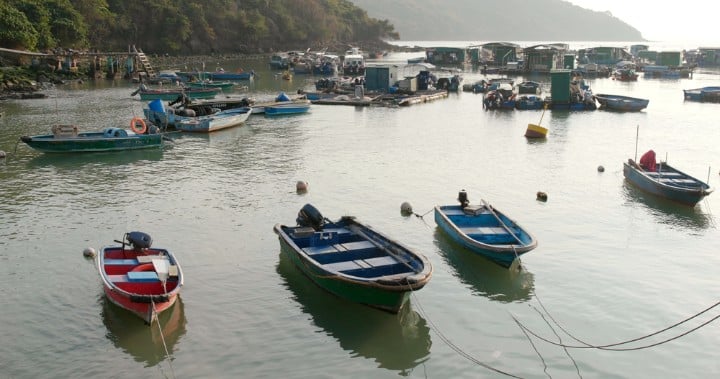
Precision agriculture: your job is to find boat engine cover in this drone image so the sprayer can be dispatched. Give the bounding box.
[127,231,153,249]
[296,204,324,231]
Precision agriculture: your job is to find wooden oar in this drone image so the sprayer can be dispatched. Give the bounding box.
[480,199,524,245]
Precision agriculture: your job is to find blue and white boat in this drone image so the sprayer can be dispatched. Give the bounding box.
[683,86,720,102]
[594,93,649,112]
[175,107,252,133]
[623,159,713,206]
[434,190,537,268]
[264,99,311,116]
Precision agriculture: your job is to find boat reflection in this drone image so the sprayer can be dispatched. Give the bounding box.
[26,147,164,169]
[276,251,431,374]
[433,229,535,303]
[101,295,187,367]
[623,181,714,231]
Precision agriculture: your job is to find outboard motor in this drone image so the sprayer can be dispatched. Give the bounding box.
[296,204,324,231]
[458,190,469,208]
[126,231,153,250]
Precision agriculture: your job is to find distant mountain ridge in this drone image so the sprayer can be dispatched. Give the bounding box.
[349,0,644,42]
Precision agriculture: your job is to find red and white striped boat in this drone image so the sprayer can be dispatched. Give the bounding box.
[97,232,184,324]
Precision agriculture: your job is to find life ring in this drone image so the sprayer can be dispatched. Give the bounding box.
[130,263,155,272]
[130,117,147,134]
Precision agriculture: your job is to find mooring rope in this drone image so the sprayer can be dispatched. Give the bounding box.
[411,292,524,378]
[513,296,720,351]
[151,300,177,379]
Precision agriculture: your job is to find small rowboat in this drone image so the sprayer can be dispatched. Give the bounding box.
[274,204,433,313]
[19,121,165,153]
[435,190,538,268]
[594,93,649,112]
[624,159,713,206]
[97,232,184,324]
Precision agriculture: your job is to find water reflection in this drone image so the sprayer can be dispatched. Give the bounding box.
[25,148,164,169]
[276,251,431,375]
[101,295,187,367]
[622,181,714,231]
[433,230,535,303]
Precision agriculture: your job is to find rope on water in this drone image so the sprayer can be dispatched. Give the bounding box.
[151,299,177,379]
[411,292,524,378]
[514,296,720,351]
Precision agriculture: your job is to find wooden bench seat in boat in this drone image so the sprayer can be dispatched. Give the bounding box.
[645,171,682,177]
[460,226,507,235]
[107,273,160,283]
[658,178,698,184]
[104,258,139,265]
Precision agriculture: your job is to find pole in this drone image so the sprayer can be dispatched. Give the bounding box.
[634,125,639,161]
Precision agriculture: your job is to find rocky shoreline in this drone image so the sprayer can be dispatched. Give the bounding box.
[0,40,422,100]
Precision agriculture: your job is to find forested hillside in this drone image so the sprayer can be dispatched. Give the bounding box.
[0,0,398,54]
[350,0,644,41]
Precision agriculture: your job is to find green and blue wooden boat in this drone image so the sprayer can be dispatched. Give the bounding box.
[273,204,432,313]
[624,159,713,206]
[185,80,236,91]
[435,190,538,268]
[133,86,220,101]
[20,124,165,153]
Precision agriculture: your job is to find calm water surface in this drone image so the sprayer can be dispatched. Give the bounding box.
[1,52,719,379]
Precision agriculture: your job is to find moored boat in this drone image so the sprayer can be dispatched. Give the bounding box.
[132,85,220,101]
[434,190,538,268]
[175,107,252,133]
[264,99,311,116]
[97,231,184,324]
[624,157,712,206]
[594,93,649,111]
[185,80,235,90]
[683,86,720,102]
[19,121,165,153]
[273,204,433,313]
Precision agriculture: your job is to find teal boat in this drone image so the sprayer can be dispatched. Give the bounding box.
[132,85,220,101]
[434,190,538,268]
[185,80,235,91]
[20,124,165,153]
[273,204,432,313]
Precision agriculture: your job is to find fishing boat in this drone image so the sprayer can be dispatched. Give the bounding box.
[594,93,649,111]
[177,69,255,81]
[273,204,433,313]
[175,107,252,133]
[264,99,311,116]
[19,121,165,153]
[132,85,220,101]
[683,86,720,102]
[623,158,713,206]
[434,190,538,268]
[97,231,184,324]
[185,80,235,91]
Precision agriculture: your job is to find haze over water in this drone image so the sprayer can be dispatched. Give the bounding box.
[1,42,719,378]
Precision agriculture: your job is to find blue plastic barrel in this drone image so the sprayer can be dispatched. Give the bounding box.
[148,99,165,113]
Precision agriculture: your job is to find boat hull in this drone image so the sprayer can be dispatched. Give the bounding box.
[623,160,712,206]
[434,204,537,268]
[20,130,163,153]
[273,214,432,313]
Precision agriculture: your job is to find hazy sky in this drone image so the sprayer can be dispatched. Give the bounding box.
[566,0,719,44]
